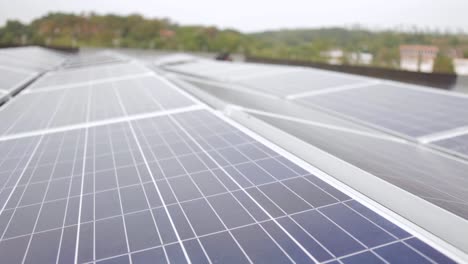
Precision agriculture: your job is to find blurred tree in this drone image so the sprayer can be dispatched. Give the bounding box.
[433,54,455,73]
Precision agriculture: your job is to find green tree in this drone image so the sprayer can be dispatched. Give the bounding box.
[433,54,455,73]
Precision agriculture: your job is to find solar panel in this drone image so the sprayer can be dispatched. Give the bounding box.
[28,62,151,91]
[0,75,197,137]
[297,83,468,138]
[0,109,454,263]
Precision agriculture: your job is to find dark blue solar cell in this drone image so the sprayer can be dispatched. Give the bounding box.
[35,199,67,232]
[232,190,269,221]
[4,204,40,238]
[345,200,411,239]
[178,154,207,173]
[78,222,94,263]
[200,231,250,264]
[256,158,297,180]
[191,170,228,196]
[158,158,186,178]
[405,237,456,264]
[341,251,385,264]
[131,247,167,264]
[166,243,189,264]
[0,235,30,264]
[236,144,270,160]
[245,187,285,218]
[232,224,292,264]
[168,175,203,202]
[167,204,196,240]
[120,185,151,213]
[184,239,210,264]
[207,193,255,228]
[181,198,225,235]
[258,182,311,214]
[125,210,161,251]
[292,210,365,257]
[275,156,310,175]
[282,177,338,207]
[223,166,253,188]
[57,225,77,264]
[234,163,275,185]
[116,166,140,186]
[96,255,130,264]
[95,189,121,220]
[319,203,395,247]
[260,220,315,264]
[375,242,432,264]
[217,147,250,164]
[94,170,118,191]
[212,168,239,191]
[19,182,47,206]
[143,183,163,208]
[305,175,351,201]
[95,216,128,260]
[276,217,332,262]
[152,207,177,244]
[157,180,178,204]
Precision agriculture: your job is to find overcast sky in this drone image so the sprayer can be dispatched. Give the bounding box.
[0,0,467,33]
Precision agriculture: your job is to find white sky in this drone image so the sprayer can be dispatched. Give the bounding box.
[0,0,467,33]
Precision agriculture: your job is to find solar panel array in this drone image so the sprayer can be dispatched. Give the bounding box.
[0,50,458,263]
[164,58,468,167]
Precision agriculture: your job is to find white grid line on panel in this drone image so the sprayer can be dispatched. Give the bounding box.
[168,115,320,263]
[74,82,92,264]
[23,72,155,94]
[0,105,206,143]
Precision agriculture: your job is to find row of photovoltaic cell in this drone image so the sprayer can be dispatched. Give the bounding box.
[164,59,468,159]
[28,62,151,90]
[62,53,127,69]
[0,75,196,137]
[0,109,454,263]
